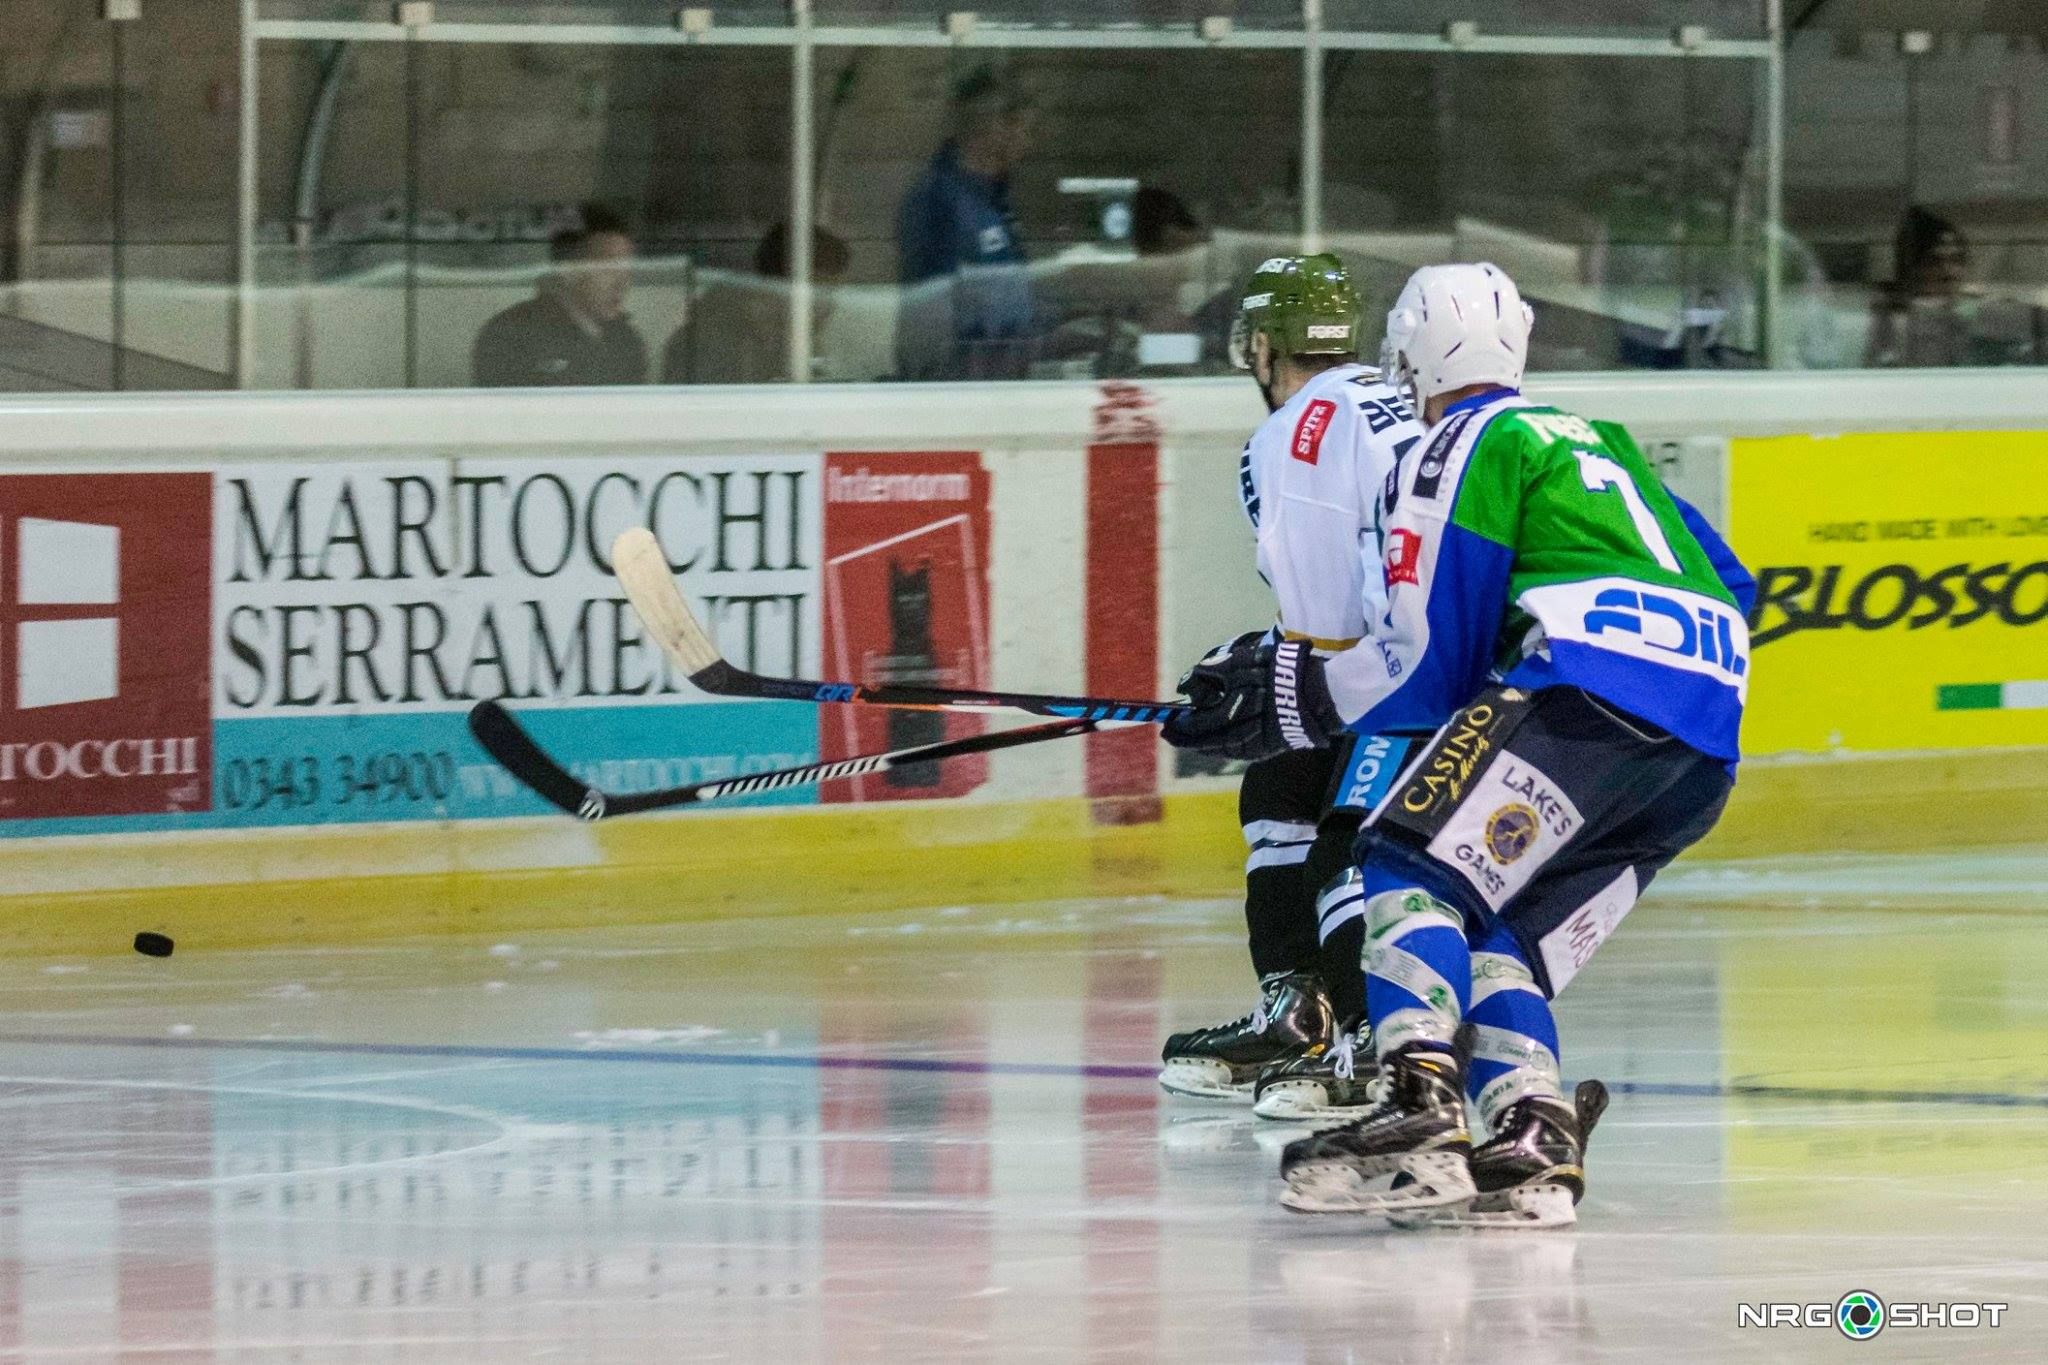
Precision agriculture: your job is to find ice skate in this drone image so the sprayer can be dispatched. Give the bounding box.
[1277,1046,1475,1214]
[1404,1079,1610,1231]
[1159,971,1335,1101]
[1252,1019,1378,1124]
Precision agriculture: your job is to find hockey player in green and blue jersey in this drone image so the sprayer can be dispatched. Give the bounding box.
[1162,263,1757,1228]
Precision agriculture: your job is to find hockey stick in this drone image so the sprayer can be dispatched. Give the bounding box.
[611,527,1191,724]
[468,698,1096,821]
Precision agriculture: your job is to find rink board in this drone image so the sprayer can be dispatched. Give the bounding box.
[3,745,2044,956]
[3,373,2047,949]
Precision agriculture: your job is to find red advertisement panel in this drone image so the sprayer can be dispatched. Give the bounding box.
[1084,443,1161,819]
[0,474,213,820]
[820,453,991,803]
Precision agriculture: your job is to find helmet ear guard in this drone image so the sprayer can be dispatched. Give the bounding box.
[1380,306,1421,396]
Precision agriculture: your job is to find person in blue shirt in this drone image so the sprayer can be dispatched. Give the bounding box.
[895,70,1038,381]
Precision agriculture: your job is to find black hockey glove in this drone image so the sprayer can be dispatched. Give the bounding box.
[1169,630,1265,715]
[1161,637,1344,761]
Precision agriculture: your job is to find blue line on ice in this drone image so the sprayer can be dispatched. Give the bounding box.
[0,1031,2044,1110]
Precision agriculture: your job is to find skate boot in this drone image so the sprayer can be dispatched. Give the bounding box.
[1158,971,1335,1101]
[1252,1019,1377,1124]
[1277,1045,1476,1215]
[1419,1079,1609,1230]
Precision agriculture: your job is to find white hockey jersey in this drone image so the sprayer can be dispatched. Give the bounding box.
[1237,363,1426,650]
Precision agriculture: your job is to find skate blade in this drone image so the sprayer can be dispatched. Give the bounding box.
[1279,1151,1476,1216]
[1253,1083,1370,1126]
[1392,1182,1578,1231]
[1158,1060,1255,1102]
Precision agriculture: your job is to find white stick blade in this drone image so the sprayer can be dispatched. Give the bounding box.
[612,527,723,675]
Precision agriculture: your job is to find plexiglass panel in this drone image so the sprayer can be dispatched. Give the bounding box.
[1,4,116,391]
[247,38,792,390]
[1782,23,2048,369]
[2,1,2043,391]
[1323,51,1766,371]
[811,47,1301,382]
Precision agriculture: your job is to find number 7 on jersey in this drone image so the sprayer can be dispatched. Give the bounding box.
[1571,450,1682,573]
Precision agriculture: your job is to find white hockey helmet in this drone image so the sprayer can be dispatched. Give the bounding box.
[1380,262,1534,407]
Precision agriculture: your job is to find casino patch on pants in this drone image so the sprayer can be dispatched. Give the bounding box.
[1379,691,1530,824]
[1364,683,1735,997]
[1421,755,1584,911]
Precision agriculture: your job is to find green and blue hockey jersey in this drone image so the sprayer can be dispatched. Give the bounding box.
[1324,389,1756,763]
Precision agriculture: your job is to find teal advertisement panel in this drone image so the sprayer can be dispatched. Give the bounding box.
[4,701,819,839]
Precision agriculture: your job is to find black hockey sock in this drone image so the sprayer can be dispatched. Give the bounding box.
[1246,862,1319,978]
[1240,750,1341,979]
[1319,915,1366,1027]
[1304,813,1367,1024]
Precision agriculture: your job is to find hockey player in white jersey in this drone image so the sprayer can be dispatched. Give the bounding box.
[1158,254,1429,1121]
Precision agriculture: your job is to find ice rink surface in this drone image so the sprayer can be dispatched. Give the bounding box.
[2,847,2046,1362]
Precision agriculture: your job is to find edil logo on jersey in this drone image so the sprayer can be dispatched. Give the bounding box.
[1521,577,1751,697]
[1582,586,1749,679]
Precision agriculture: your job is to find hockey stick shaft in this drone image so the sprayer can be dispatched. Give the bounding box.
[468,699,1095,820]
[612,527,1190,724]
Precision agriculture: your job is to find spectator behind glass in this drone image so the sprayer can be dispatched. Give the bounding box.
[895,68,1037,381]
[1861,205,2040,369]
[1132,186,1204,258]
[1865,206,1967,367]
[473,204,649,387]
[1134,186,1238,369]
[663,224,851,385]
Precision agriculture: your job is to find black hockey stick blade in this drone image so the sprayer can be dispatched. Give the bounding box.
[469,700,601,818]
[611,527,1190,724]
[468,699,1097,821]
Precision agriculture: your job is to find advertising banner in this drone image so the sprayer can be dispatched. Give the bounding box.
[0,474,213,821]
[1732,431,2048,753]
[817,452,992,804]
[2,450,1011,838]
[201,455,823,829]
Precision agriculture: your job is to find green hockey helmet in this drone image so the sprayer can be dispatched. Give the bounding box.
[1228,253,1361,370]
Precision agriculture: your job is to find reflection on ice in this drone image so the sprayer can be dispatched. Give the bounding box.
[0,847,2043,1359]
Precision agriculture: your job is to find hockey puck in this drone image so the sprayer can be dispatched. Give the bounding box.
[133,932,175,958]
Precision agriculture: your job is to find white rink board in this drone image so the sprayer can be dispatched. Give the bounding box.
[4,369,2047,895]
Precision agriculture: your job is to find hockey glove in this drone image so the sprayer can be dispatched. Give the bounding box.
[1161,637,1343,761]
[1170,630,1265,713]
